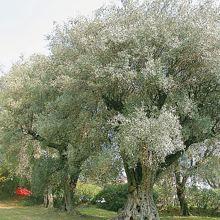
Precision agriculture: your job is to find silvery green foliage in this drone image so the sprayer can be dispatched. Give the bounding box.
[174,138,220,191]
[47,0,220,174]
[1,1,220,199]
[79,145,123,185]
[114,107,184,167]
[49,0,220,122]
[0,52,107,187]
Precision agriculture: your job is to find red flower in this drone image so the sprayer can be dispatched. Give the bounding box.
[16,187,32,196]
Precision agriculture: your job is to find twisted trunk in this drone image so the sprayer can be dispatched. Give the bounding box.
[120,187,159,220]
[63,178,74,212]
[175,172,190,216]
[58,148,80,213]
[117,157,159,220]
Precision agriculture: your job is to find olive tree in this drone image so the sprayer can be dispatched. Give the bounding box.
[47,0,220,219]
[0,55,107,212]
[1,0,219,218]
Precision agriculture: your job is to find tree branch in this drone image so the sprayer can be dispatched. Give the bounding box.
[21,127,66,154]
[156,139,193,179]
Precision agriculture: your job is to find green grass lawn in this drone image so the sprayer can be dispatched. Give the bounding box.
[0,201,219,220]
[161,217,220,220]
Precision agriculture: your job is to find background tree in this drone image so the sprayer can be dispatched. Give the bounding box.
[196,155,220,189]
[174,140,219,216]
[31,150,60,209]
[0,55,107,212]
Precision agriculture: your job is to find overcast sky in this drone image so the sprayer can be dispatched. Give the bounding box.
[0,0,118,73]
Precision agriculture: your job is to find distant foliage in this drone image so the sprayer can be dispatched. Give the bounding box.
[80,147,123,185]
[187,187,220,211]
[31,155,60,196]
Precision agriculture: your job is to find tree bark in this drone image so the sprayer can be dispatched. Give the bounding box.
[63,179,74,212]
[175,172,190,216]
[63,166,81,213]
[176,187,190,216]
[58,149,79,213]
[44,185,54,208]
[116,157,159,220]
[47,186,54,208]
[119,187,159,220]
[44,191,48,208]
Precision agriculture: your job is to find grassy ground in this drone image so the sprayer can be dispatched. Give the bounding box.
[0,201,219,220]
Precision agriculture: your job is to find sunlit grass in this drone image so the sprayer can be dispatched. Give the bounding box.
[0,201,219,220]
[161,217,219,220]
[78,205,117,218]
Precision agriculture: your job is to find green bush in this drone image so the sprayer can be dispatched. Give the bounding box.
[153,182,175,210]
[75,182,102,204]
[93,184,128,212]
[93,184,159,212]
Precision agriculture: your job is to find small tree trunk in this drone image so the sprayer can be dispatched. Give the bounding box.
[64,181,74,212]
[176,186,190,216]
[44,190,48,208]
[44,185,54,208]
[175,172,190,216]
[117,158,159,220]
[47,185,54,209]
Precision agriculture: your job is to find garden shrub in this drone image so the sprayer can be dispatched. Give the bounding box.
[93,184,128,212]
[75,182,102,204]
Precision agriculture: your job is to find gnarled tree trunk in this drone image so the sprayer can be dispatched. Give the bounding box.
[120,187,159,220]
[117,158,159,220]
[63,179,74,212]
[59,149,81,213]
[63,166,81,213]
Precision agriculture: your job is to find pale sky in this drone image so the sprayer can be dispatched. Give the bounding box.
[0,0,118,73]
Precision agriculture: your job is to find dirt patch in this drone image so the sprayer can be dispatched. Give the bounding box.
[0,200,22,209]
